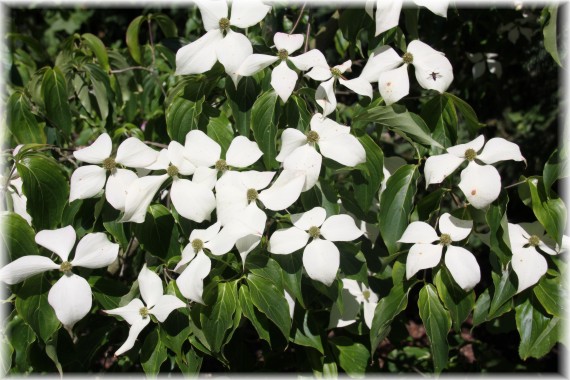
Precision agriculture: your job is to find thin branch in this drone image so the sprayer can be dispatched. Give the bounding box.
[304,10,311,52]
[289,3,306,35]
[147,18,156,68]
[144,141,168,149]
[504,180,527,189]
[110,66,154,74]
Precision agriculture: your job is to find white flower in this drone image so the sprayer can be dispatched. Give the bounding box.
[175,222,221,304]
[277,114,366,191]
[269,207,363,286]
[305,60,373,117]
[508,222,569,293]
[359,41,453,105]
[399,213,480,291]
[175,0,271,85]
[70,133,159,210]
[329,279,378,329]
[184,130,264,189]
[4,175,32,225]
[104,265,185,356]
[237,32,328,102]
[365,0,449,36]
[0,226,119,331]
[120,141,215,224]
[424,135,525,209]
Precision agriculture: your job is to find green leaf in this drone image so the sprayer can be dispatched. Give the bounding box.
[292,310,324,354]
[90,276,130,310]
[15,274,60,343]
[379,164,419,254]
[41,67,72,137]
[488,268,517,320]
[413,188,445,222]
[444,93,484,134]
[528,177,567,245]
[159,309,191,358]
[353,105,443,148]
[421,94,457,153]
[485,191,512,265]
[251,90,280,169]
[126,15,145,64]
[207,113,234,155]
[225,76,259,137]
[370,283,408,349]
[543,5,561,66]
[238,285,272,346]
[433,268,475,331]
[199,281,238,353]
[418,284,451,374]
[16,155,69,230]
[329,336,370,377]
[81,33,110,71]
[543,147,568,192]
[85,63,112,121]
[285,95,312,133]
[0,212,38,260]
[141,328,167,376]
[166,97,204,144]
[515,294,560,360]
[533,275,561,317]
[8,316,36,372]
[152,14,178,38]
[133,204,180,260]
[247,273,292,340]
[352,135,384,213]
[7,91,46,144]
[472,289,491,327]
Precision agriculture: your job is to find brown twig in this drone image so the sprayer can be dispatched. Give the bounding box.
[289,3,306,35]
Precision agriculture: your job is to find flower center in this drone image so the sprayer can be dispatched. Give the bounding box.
[191,239,204,253]
[215,159,228,172]
[277,49,289,60]
[308,226,321,239]
[167,165,179,177]
[402,52,414,64]
[218,17,230,31]
[330,67,342,78]
[306,130,319,144]
[59,261,73,273]
[139,307,149,318]
[528,235,540,247]
[464,148,477,161]
[247,188,258,202]
[439,233,452,246]
[362,289,371,302]
[102,157,116,171]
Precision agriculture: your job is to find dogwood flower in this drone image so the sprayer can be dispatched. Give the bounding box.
[120,141,215,224]
[277,114,366,191]
[359,41,453,105]
[70,134,161,210]
[399,213,480,291]
[508,222,569,293]
[184,130,264,189]
[424,135,525,208]
[0,226,119,331]
[3,175,32,225]
[269,207,363,286]
[305,60,373,116]
[329,279,378,329]
[104,265,185,356]
[365,0,449,36]
[175,0,271,85]
[237,32,328,102]
[175,222,221,304]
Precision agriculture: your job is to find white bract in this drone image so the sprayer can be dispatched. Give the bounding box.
[120,140,215,224]
[360,41,453,105]
[269,207,363,286]
[70,133,160,210]
[365,0,449,36]
[305,60,372,116]
[175,0,271,85]
[329,279,378,329]
[237,32,328,102]
[105,265,185,356]
[277,114,366,191]
[424,135,525,209]
[399,213,480,291]
[0,226,119,331]
[4,175,32,225]
[508,222,569,293]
